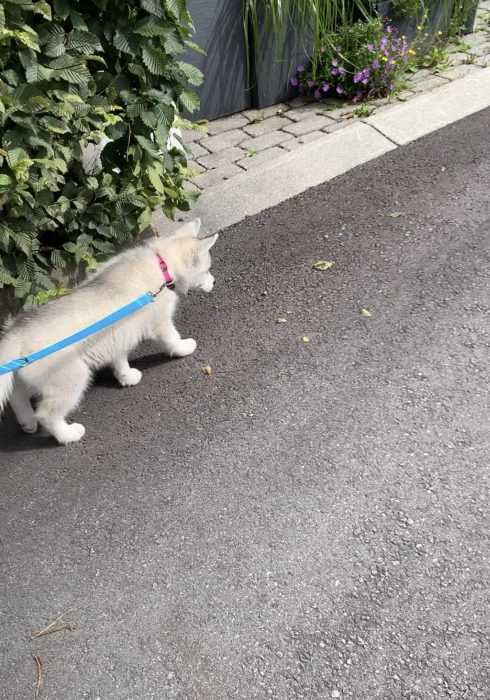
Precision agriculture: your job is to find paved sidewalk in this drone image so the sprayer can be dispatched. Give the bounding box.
[182,2,490,192]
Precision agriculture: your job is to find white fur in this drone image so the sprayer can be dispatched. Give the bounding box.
[0,220,218,445]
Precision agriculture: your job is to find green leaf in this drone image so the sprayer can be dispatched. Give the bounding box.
[142,44,168,75]
[12,29,41,52]
[2,69,20,87]
[33,1,52,20]
[126,100,147,119]
[40,116,70,133]
[134,17,172,37]
[135,134,159,155]
[114,30,137,55]
[0,225,12,251]
[141,0,166,18]
[0,174,13,192]
[178,61,203,86]
[178,89,200,112]
[69,11,88,31]
[360,307,372,318]
[6,147,28,169]
[25,62,53,82]
[66,30,102,54]
[11,231,33,256]
[165,0,187,19]
[50,249,66,269]
[147,162,165,193]
[128,62,147,83]
[58,63,91,84]
[43,24,66,58]
[138,207,153,231]
[185,40,206,56]
[53,0,70,20]
[0,265,14,286]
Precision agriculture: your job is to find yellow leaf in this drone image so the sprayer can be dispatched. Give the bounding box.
[201,364,212,376]
[360,308,372,317]
[301,336,310,343]
[312,260,335,271]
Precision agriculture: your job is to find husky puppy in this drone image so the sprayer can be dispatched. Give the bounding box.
[0,219,217,444]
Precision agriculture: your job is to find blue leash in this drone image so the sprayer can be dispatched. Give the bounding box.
[0,292,155,376]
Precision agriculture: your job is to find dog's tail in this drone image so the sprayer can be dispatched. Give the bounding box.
[0,330,20,416]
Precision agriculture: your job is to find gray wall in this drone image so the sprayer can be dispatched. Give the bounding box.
[186,0,251,120]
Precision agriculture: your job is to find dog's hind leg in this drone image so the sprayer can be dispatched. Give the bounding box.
[35,361,90,444]
[10,380,38,434]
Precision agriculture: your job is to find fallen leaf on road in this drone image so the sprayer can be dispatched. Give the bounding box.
[201,365,212,376]
[387,211,403,218]
[276,317,287,324]
[360,308,372,317]
[312,260,335,271]
[301,336,310,343]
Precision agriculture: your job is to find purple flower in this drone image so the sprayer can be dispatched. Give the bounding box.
[320,46,326,53]
[372,59,380,69]
[380,36,388,50]
[290,76,299,87]
[307,79,315,88]
[297,64,305,73]
[387,25,393,33]
[331,67,339,76]
[353,71,363,84]
[314,88,321,100]
[367,43,374,52]
[331,59,338,67]
[336,85,344,95]
[321,82,330,93]
[338,66,346,76]
[362,77,369,85]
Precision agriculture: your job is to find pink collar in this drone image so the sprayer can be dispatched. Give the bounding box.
[156,253,175,290]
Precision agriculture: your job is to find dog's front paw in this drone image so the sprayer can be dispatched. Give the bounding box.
[57,423,86,445]
[118,368,143,387]
[172,338,197,357]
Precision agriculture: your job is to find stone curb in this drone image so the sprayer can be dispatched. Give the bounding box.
[153,67,490,237]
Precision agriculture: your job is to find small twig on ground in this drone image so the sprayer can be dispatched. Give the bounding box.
[31,622,78,639]
[33,655,43,698]
[31,611,78,639]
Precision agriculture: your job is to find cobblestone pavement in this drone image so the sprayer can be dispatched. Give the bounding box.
[183,2,490,192]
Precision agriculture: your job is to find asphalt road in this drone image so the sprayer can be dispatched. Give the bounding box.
[1,109,489,700]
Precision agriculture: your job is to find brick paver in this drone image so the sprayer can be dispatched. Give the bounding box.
[242,116,292,138]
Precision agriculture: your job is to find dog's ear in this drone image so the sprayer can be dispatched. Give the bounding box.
[199,233,219,252]
[174,218,201,238]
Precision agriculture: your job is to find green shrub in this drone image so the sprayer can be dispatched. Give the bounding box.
[0,0,202,310]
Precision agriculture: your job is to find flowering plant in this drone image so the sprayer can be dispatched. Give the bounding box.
[291,18,412,102]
